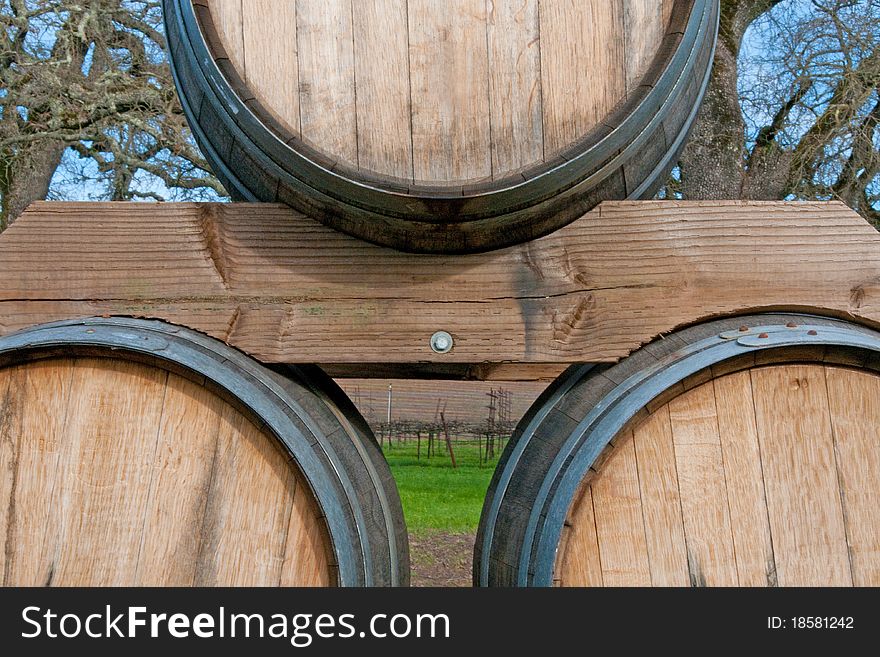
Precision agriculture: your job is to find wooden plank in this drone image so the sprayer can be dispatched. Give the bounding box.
[193,404,299,586]
[487,0,543,176]
[280,472,333,587]
[0,365,24,584]
[325,363,568,382]
[49,359,167,586]
[713,371,777,586]
[668,383,739,586]
[338,378,544,425]
[825,366,880,586]
[663,0,675,28]
[2,362,74,585]
[243,0,300,134]
[632,406,690,586]
[352,0,413,180]
[208,0,245,71]
[590,435,652,586]
[295,0,358,164]
[557,485,604,587]
[0,204,227,298]
[751,365,852,586]
[1,201,879,375]
[539,0,626,154]
[21,362,81,587]
[135,374,224,585]
[624,0,665,91]
[408,0,492,182]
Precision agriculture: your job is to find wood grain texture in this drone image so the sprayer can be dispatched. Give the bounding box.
[632,406,690,586]
[194,404,299,586]
[557,364,880,587]
[590,435,652,586]
[281,479,335,587]
[712,372,776,586]
[2,201,880,378]
[408,0,492,182]
[663,0,675,26]
[136,374,224,585]
[556,485,604,587]
[208,0,245,71]
[0,365,25,583]
[352,0,413,179]
[624,0,665,90]
[50,359,167,586]
[2,363,73,585]
[0,358,334,587]
[338,378,544,426]
[487,0,543,175]
[295,0,357,163]
[243,0,299,134]
[751,365,852,586]
[668,383,738,586]
[539,0,625,154]
[825,367,880,586]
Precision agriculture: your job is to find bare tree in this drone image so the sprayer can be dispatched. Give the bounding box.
[0,0,223,229]
[678,0,880,225]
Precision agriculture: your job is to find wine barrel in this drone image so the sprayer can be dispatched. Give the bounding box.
[164,0,719,253]
[476,314,880,586]
[0,318,408,587]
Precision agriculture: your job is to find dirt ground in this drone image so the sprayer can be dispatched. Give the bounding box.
[409,531,475,587]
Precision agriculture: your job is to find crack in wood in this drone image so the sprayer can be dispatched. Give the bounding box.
[520,241,546,283]
[224,305,242,343]
[551,295,595,344]
[766,556,778,587]
[198,204,231,291]
[687,553,707,588]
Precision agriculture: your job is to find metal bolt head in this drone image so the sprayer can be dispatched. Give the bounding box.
[430,331,454,354]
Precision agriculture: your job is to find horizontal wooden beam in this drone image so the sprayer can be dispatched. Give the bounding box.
[1,201,878,380]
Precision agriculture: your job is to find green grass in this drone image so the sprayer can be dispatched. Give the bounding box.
[381,438,505,535]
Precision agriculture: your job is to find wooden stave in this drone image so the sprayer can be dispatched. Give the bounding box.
[0,317,408,587]
[474,313,880,587]
[164,0,719,253]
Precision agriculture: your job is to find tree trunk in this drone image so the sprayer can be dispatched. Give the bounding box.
[678,0,786,200]
[3,141,66,228]
[679,42,746,199]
